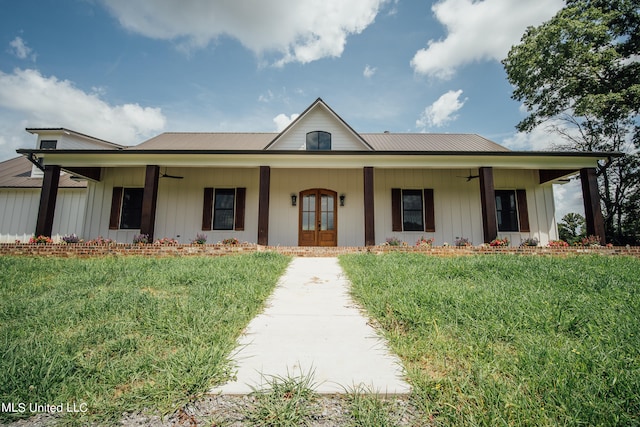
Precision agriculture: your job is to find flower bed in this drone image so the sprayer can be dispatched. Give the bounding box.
[0,243,639,258]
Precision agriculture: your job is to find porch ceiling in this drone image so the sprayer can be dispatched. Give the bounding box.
[17,149,615,171]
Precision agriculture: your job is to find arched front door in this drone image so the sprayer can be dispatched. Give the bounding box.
[298,189,337,246]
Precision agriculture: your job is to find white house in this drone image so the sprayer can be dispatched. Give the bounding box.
[5,98,610,246]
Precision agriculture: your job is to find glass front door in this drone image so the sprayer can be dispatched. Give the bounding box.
[298,189,337,246]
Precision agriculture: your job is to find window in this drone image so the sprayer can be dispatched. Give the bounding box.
[391,188,435,232]
[40,140,57,149]
[120,188,144,229]
[105,187,144,230]
[402,190,424,231]
[306,131,331,151]
[213,189,235,230]
[495,190,519,232]
[201,188,246,231]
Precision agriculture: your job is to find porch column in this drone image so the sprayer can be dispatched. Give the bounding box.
[140,165,159,241]
[479,166,497,243]
[363,167,375,246]
[257,166,270,245]
[35,164,61,237]
[580,168,606,244]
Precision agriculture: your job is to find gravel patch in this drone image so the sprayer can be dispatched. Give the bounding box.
[1,394,422,426]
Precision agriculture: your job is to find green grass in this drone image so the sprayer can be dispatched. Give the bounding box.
[340,254,640,426]
[0,253,290,425]
[246,370,318,427]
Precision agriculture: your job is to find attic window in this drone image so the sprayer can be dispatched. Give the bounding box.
[40,140,57,149]
[306,131,331,151]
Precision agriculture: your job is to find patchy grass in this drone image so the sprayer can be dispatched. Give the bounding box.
[247,370,318,427]
[346,385,398,427]
[340,254,640,426]
[0,253,290,425]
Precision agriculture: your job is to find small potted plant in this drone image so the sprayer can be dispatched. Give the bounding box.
[416,236,435,247]
[385,237,404,246]
[520,237,539,247]
[133,234,149,244]
[454,237,472,247]
[62,234,81,244]
[29,235,53,244]
[191,233,207,245]
[548,239,569,248]
[489,237,510,247]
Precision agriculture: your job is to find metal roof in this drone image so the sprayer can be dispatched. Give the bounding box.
[132,132,512,152]
[134,132,276,150]
[26,128,126,149]
[0,156,86,188]
[361,133,511,152]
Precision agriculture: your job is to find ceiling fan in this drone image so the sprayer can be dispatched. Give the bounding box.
[160,168,184,179]
[458,170,479,182]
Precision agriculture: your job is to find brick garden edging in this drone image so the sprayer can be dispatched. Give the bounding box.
[1,243,639,258]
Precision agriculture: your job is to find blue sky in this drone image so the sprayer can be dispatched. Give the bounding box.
[0,0,583,217]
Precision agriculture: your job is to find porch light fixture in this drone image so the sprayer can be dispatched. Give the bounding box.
[291,194,297,206]
[340,194,345,206]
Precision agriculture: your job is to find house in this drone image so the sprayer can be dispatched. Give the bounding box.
[0,129,124,242]
[6,98,610,246]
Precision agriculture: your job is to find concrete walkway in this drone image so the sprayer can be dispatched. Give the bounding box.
[212,257,410,395]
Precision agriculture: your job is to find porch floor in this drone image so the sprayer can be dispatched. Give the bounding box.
[211,257,410,394]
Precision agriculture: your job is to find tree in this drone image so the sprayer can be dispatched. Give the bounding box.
[558,213,586,244]
[503,0,640,244]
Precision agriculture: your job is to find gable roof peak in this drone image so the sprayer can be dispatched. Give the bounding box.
[264,98,373,150]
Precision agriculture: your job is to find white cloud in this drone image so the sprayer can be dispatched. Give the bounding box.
[416,89,467,129]
[363,65,376,78]
[411,0,563,79]
[0,68,166,149]
[554,180,585,221]
[273,113,299,131]
[101,0,386,65]
[8,37,36,61]
[501,116,583,151]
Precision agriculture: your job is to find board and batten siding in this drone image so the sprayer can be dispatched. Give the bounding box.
[81,166,558,246]
[269,168,365,246]
[493,169,558,245]
[374,168,558,246]
[83,167,259,244]
[0,188,86,242]
[268,107,368,151]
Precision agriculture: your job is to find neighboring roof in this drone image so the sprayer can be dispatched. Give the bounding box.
[26,128,125,149]
[132,132,511,152]
[0,156,86,188]
[135,132,276,150]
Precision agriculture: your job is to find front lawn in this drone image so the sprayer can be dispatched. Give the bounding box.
[0,253,290,425]
[340,254,640,426]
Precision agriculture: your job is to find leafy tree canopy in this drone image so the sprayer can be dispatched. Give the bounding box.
[503,0,639,135]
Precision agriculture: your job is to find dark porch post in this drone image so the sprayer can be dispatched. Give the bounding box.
[580,167,606,244]
[257,166,270,245]
[363,167,375,246]
[479,166,498,243]
[35,164,61,237]
[140,165,159,241]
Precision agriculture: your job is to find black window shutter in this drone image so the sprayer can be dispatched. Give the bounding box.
[234,187,246,231]
[391,188,402,232]
[424,189,435,232]
[516,189,530,232]
[202,188,213,231]
[109,187,123,230]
